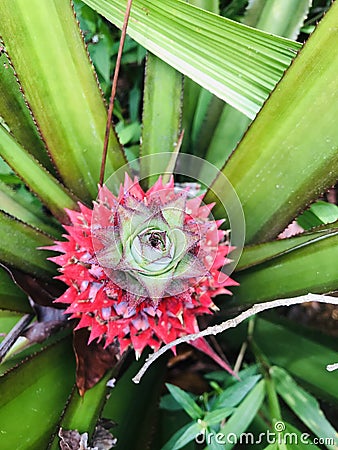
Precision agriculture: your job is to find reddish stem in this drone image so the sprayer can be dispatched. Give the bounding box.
[99,0,133,187]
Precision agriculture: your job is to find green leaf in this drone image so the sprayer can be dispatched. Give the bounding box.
[88,36,111,83]
[253,318,338,402]
[49,371,114,450]
[82,0,300,119]
[0,328,72,376]
[207,1,338,243]
[204,106,250,169]
[0,0,126,202]
[164,421,203,450]
[297,201,338,230]
[211,379,266,450]
[232,227,338,304]
[160,393,184,411]
[116,121,141,146]
[181,0,220,158]
[204,408,233,426]
[221,0,248,20]
[271,367,337,450]
[0,52,53,172]
[190,0,219,13]
[102,356,168,450]
[188,87,219,155]
[161,421,200,450]
[0,211,56,279]
[140,53,182,185]
[213,375,262,409]
[205,364,259,384]
[74,1,98,36]
[204,0,311,169]
[188,12,238,161]
[0,125,77,222]
[0,338,75,449]
[181,78,204,154]
[0,266,31,313]
[244,0,311,40]
[0,181,61,236]
[236,223,338,272]
[166,383,203,420]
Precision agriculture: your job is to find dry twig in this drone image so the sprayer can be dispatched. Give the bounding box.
[132,293,338,383]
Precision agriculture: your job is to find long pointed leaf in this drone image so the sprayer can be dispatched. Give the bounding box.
[49,371,113,450]
[207,1,338,242]
[83,0,300,119]
[205,0,311,168]
[253,318,338,402]
[0,328,72,376]
[205,107,250,168]
[140,53,182,184]
[0,211,56,279]
[190,89,217,156]
[166,383,203,420]
[0,51,53,171]
[212,380,266,450]
[191,0,219,12]
[0,338,75,449]
[181,0,220,157]
[102,356,168,450]
[213,375,262,409]
[271,366,337,450]
[0,125,77,222]
[1,0,126,202]
[232,228,338,304]
[0,181,62,236]
[236,223,338,271]
[244,0,311,40]
[164,422,202,450]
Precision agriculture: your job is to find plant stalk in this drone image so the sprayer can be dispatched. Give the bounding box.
[99,0,133,186]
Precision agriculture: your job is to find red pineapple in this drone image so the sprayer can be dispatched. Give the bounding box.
[48,175,238,369]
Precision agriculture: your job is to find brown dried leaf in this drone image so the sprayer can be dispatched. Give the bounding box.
[0,262,64,307]
[92,425,117,449]
[58,426,116,450]
[73,328,119,396]
[59,428,83,450]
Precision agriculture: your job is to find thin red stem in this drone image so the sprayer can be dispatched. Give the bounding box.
[99,0,133,187]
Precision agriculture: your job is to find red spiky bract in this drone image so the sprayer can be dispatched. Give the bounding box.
[48,176,238,369]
